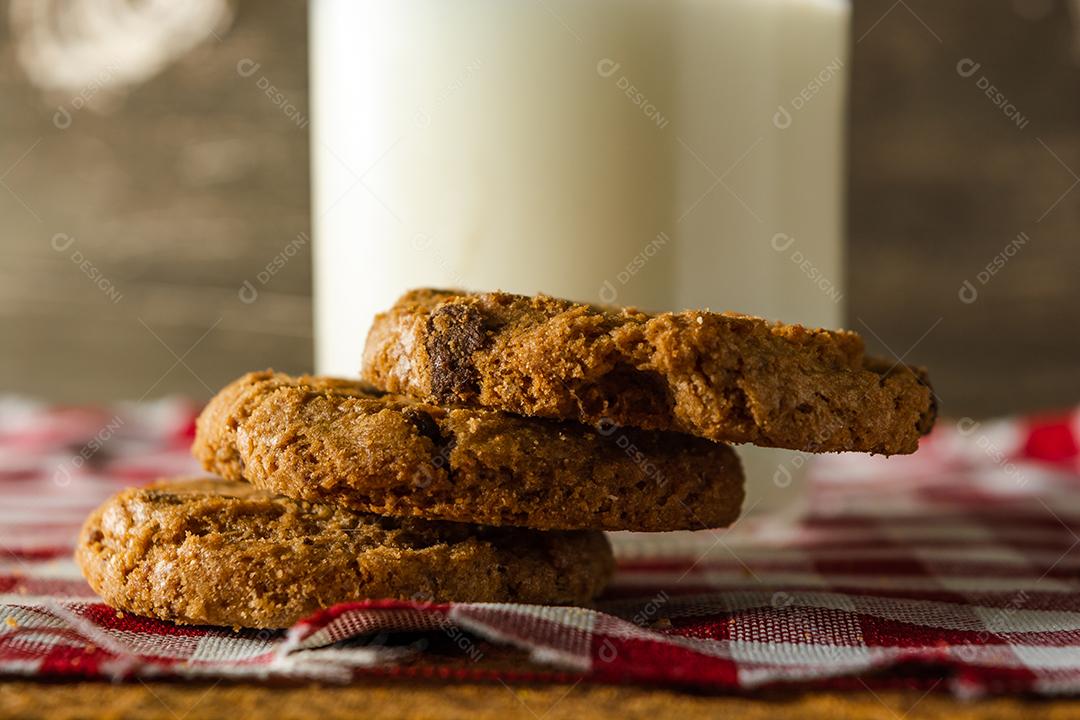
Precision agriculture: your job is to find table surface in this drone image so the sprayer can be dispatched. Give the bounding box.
[0,682,1072,719]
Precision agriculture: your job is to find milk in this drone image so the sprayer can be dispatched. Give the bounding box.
[310,0,850,513]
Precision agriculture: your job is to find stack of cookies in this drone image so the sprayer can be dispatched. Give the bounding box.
[77,289,935,629]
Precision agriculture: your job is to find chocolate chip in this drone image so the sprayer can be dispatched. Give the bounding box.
[400,407,450,451]
[426,303,488,401]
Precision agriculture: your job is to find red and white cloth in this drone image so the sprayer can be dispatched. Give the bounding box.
[1,396,1080,696]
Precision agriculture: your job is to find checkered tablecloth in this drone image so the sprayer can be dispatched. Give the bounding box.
[1,396,1080,697]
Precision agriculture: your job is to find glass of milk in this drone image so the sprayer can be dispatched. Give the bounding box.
[309,0,850,515]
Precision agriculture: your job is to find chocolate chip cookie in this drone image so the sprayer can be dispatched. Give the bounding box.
[76,478,615,628]
[362,289,936,455]
[193,372,744,532]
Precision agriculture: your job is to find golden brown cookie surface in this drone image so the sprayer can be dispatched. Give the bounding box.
[362,289,936,455]
[76,478,615,629]
[193,371,745,532]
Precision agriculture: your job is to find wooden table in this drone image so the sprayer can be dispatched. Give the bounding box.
[0,682,1072,719]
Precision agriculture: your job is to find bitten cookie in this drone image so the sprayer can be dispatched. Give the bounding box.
[76,478,615,628]
[362,289,936,455]
[193,372,744,532]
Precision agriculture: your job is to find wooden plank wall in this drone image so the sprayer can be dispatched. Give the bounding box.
[0,0,1076,418]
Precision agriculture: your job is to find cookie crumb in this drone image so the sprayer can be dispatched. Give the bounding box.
[4,617,17,628]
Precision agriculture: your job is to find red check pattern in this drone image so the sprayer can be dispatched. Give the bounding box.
[1,396,1080,696]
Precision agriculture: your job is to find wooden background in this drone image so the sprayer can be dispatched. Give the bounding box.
[0,0,1076,419]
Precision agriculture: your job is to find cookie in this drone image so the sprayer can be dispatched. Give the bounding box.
[362,289,936,455]
[76,478,615,629]
[193,372,744,532]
